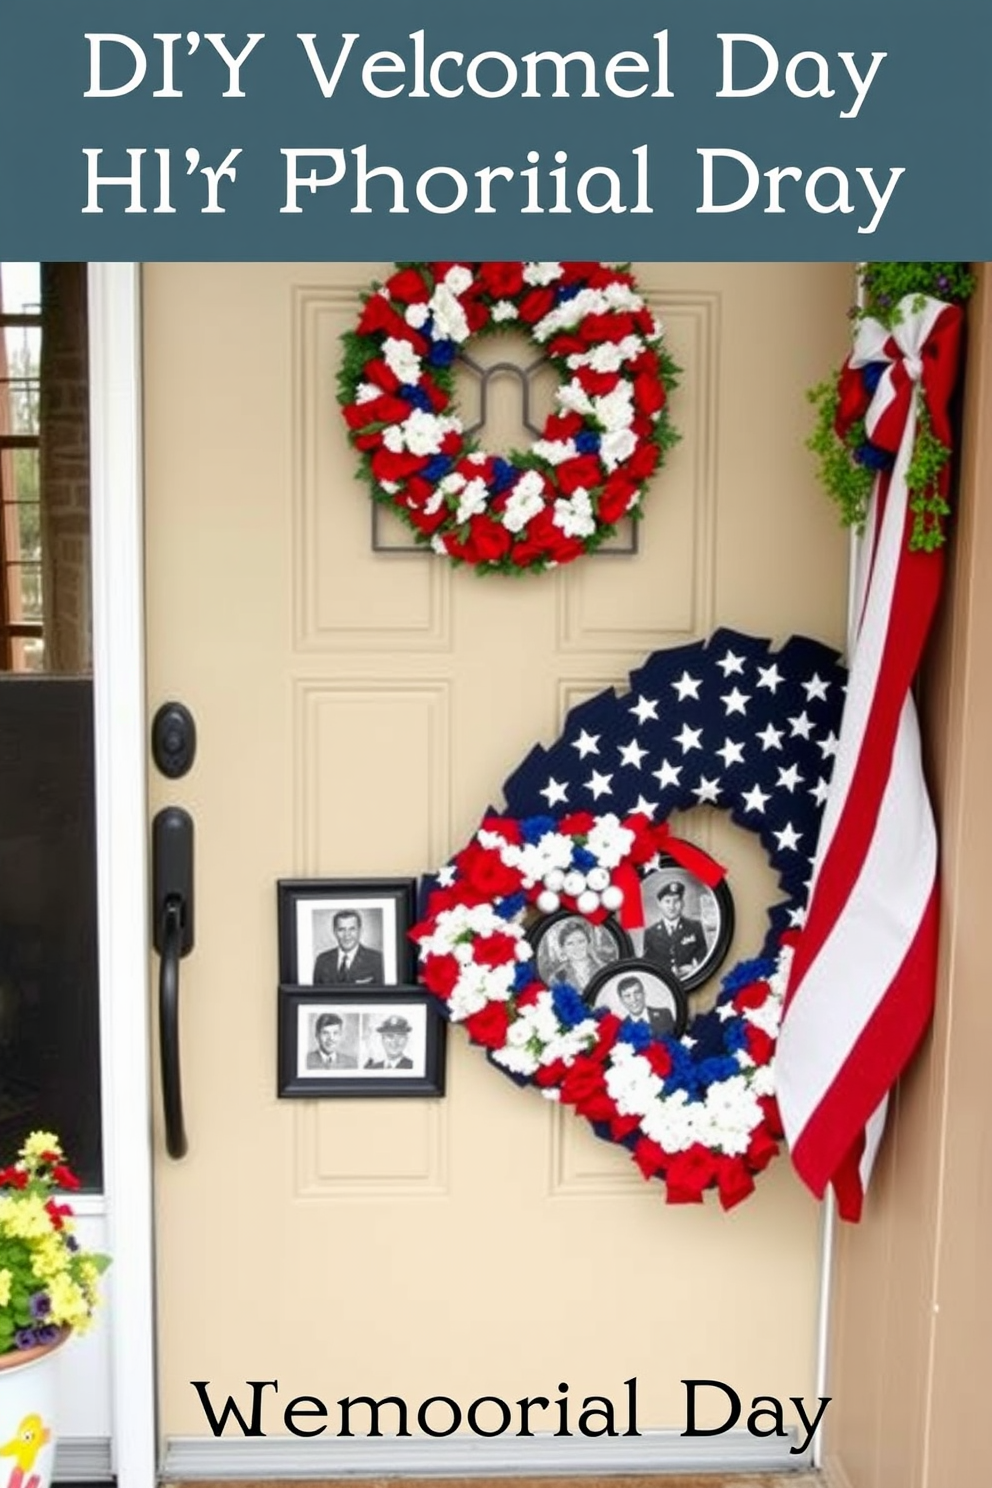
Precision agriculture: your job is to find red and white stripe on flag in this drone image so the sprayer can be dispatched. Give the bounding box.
[776,295,964,1221]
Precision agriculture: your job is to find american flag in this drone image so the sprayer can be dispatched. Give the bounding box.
[501,627,847,964]
[775,295,964,1220]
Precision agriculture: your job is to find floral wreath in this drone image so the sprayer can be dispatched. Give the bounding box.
[339,262,679,574]
[413,630,847,1207]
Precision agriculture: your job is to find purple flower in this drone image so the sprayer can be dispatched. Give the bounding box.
[14,1328,38,1350]
[29,1291,51,1320]
[35,1324,60,1346]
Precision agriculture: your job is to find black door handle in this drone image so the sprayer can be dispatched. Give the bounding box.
[153,807,194,1159]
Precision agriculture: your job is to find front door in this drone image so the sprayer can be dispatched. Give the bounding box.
[141,261,851,1472]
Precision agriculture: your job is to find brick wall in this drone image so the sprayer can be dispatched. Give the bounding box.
[40,262,91,674]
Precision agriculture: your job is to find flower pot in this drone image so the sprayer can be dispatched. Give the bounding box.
[0,1330,69,1488]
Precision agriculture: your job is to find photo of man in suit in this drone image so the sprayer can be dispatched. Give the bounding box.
[614,973,677,1037]
[305,1011,358,1070]
[364,1014,415,1070]
[643,879,709,983]
[312,908,385,985]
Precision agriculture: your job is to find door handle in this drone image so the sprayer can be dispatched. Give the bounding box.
[153,807,194,1159]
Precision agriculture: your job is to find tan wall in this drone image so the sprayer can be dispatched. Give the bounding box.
[825,265,992,1488]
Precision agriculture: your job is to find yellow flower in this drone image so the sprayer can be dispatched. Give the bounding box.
[0,1194,51,1240]
[0,1269,10,1307]
[20,1132,62,1163]
[31,1236,68,1282]
[48,1273,92,1330]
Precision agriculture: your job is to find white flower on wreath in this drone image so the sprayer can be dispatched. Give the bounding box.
[553,488,596,539]
[593,383,636,433]
[555,380,594,418]
[605,1046,664,1115]
[454,477,491,525]
[382,336,422,385]
[503,830,574,882]
[531,439,576,467]
[402,408,458,457]
[585,815,635,868]
[491,300,519,323]
[405,303,431,330]
[502,472,548,534]
[523,261,563,286]
[429,283,472,344]
[599,428,639,473]
[640,1089,696,1153]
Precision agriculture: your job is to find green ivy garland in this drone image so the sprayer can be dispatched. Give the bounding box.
[807,262,974,551]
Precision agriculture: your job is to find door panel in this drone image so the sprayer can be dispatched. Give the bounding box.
[142,262,851,1437]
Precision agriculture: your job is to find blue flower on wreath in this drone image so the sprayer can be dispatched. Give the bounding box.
[520,815,557,844]
[421,454,453,483]
[401,383,435,414]
[497,891,528,919]
[555,282,584,305]
[617,1019,654,1052]
[552,983,590,1029]
[720,957,775,995]
[571,846,597,871]
[428,339,457,368]
[575,431,601,454]
[490,458,516,494]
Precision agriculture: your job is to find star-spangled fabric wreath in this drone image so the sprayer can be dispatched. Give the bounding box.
[339,262,679,574]
[412,630,847,1207]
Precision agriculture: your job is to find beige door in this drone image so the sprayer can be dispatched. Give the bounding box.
[142,262,851,1455]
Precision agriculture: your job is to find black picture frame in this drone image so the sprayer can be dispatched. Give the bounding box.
[276,878,417,987]
[528,910,633,995]
[584,958,689,1039]
[278,989,446,1098]
[635,854,735,995]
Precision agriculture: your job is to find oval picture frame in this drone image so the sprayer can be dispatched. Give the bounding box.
[637,853,735,995]
[585,957,688,1039]
[528,910,633,996]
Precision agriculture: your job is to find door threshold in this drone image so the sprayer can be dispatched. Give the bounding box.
[162,1474,825,1487]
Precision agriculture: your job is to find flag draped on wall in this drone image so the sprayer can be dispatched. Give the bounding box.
[776,294,965,1221]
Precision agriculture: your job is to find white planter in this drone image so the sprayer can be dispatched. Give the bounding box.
[0,1331,69,1488]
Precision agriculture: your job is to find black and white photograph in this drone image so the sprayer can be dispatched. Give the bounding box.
[530,911,632,993]
[276,878,416,987]
[634,855,735,995]
[277,989,446,1098]
[585,959,687,1039]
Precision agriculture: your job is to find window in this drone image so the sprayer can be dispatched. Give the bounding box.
[0,263,43,671]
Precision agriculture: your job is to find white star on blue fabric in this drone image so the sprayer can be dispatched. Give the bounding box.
[773,822,801,852]
[540,777,569,807]
[437,864,457,887]
[810,777,830,805]
[802,673,830,702]
[817,731,839,759]
[652,759,682,788]
[756,722,784,751]
[692,775,722,803]
[715,649,746,677]
[571,730,600,758]
[629,695,659,724]
[789,711,814,739]
[741,783,770,813]
[776,763,804,793]
[756,663,784,693]
[721,687,750,716]
[618,739,648,769]
[672,672,702,701]
[632,795,658,818]
[585,770,613,799]
[715,738,745,768]
[674,723,703,754]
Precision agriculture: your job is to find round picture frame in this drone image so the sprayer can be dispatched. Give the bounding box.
[637,853,735,995]
[585,958,688,1039]
[528,910,633,996]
